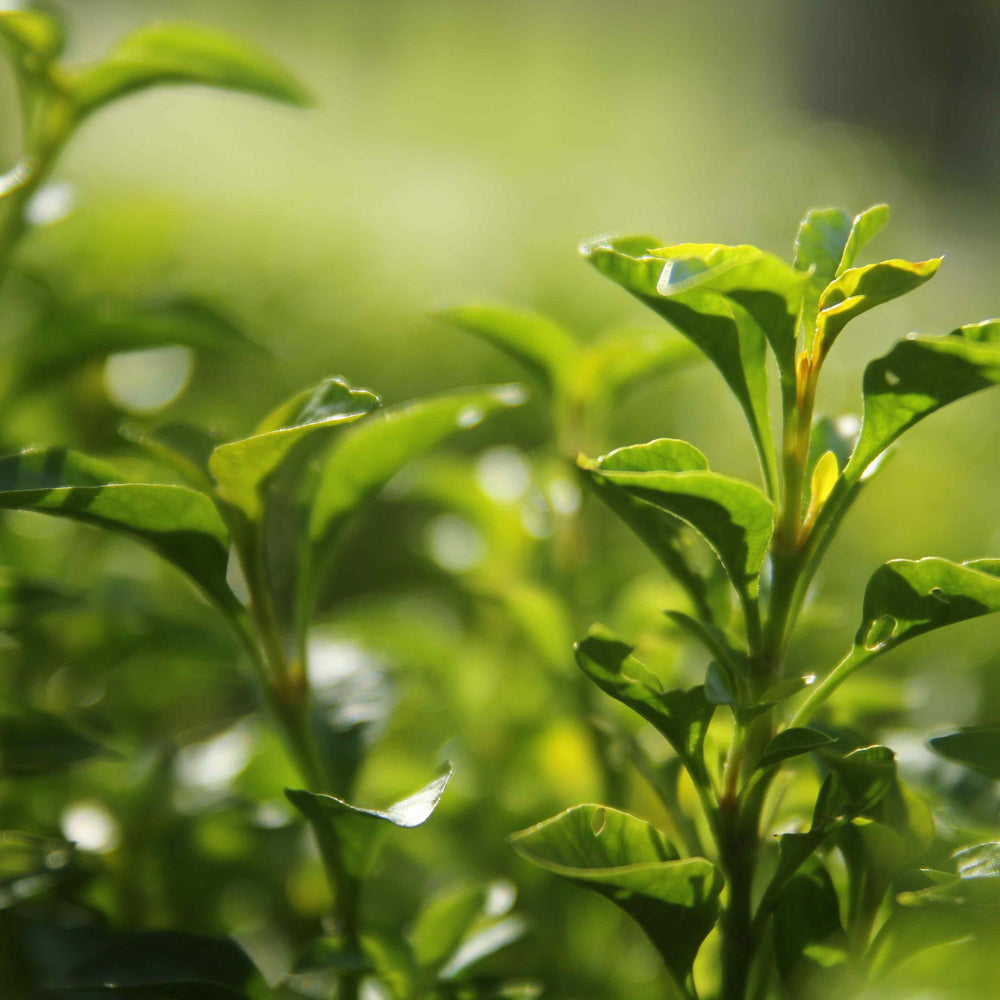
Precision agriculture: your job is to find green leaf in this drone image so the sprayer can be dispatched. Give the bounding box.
[756,728,835,771]
[929,726,1000,780]
[509,804,721,985]
[844,321,1000,481]
[15,298,259,392]
[854,558,1000,656]
[0,711,115,776]
[437,916,529,980]
[209,377,379,520]
[69,21,311,115]
[438,304,578,396]
[0,8,63,61]
[123,422,218,490]
[586,449,774,601]
[794,207,852,345]
[814,746,897,826]
[0,448,237,615]
[285,764,452,878]
[575,326,700,405]
[409,884,488,971]
[815,256,942,360]
[774,858,847,1000]
[574,626,714,781]
[306,384,526,561]
[838,204,890,275]
[581,235,781,488]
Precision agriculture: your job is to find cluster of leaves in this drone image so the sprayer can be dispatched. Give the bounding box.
[463,210,1000,999]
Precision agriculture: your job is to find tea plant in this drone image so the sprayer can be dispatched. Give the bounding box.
[1,8,535,998]
[502,208,1000,999]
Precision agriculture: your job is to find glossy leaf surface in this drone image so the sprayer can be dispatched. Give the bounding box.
[70,21,310,115]
[286,765,452,877]
[510,804,721,984]
[845,321,1000,480]
[756,727,835,771]
[210,377,378,520]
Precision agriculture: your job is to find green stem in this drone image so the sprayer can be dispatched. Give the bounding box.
[789,645,872,728]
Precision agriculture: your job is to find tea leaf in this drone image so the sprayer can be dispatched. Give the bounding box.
[509,804,721,985]
[756,728,835,771]
[855,557,1000,654]
[0,448,236,614]
[574,626,714,781]
[794,208,853,342]
[70,21,310,116]
[587,455,774,602]
[838,204,890,275]
[210,377,378,520]
[409,884,489,971]
[286,765,452,878]
[0,8,63,61]
[581,235,780,490]
[306,384,526,557]
[845,320,1000,481]
[438,304,577,396]
[929,726,1000,780]
[0,711,115,776]
[816,257,942,360]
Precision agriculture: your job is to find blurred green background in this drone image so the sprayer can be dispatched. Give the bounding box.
[4,2,1000,997]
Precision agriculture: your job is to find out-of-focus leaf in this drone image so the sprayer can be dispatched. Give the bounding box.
[15,298,258,392]
[122,422,219,490]
[438,304,577,396]
[574,626,714,782]
[437,916,529,980]
[581,235,785,485]
[586,449,774,601]
[510,804,721,986]
[286,765,452,878]
[409,884,489,971]
[59,930,258,996]
[845,321,1000,481]
[814,746,897,826]
[930,726,1000,780]
[816,257,941,359]
[210,377,378,520]
[756,728,835,771]
[69,21,310,116]
[0,711,115,776]
[0,448,237,615]
[774,858,847,1000]
[0,8,63,61]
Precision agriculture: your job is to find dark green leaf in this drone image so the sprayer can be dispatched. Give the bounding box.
[774,858,847,1000]
[574,626,714,781]
[814,746,896,826]
[69,21,310,116]
[845,321,1000,480]
[210,377,378,520]
[509,804,721,985]
[854,558,1000,655]
[285,764,452,877]
[438,304,577,396]
[586,454,774,600]
[756,728,835,771]
[816,256,942,360]
[704,661,734,705]
[930,726,1000,780]
[15,298,259,393]
[0,711,115,777]
[0,448,237,615]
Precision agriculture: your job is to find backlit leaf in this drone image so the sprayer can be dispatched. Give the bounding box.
[69,21,310,115]
[756,728,835,771]
[286,765,452,878]
[209,377,378,520]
